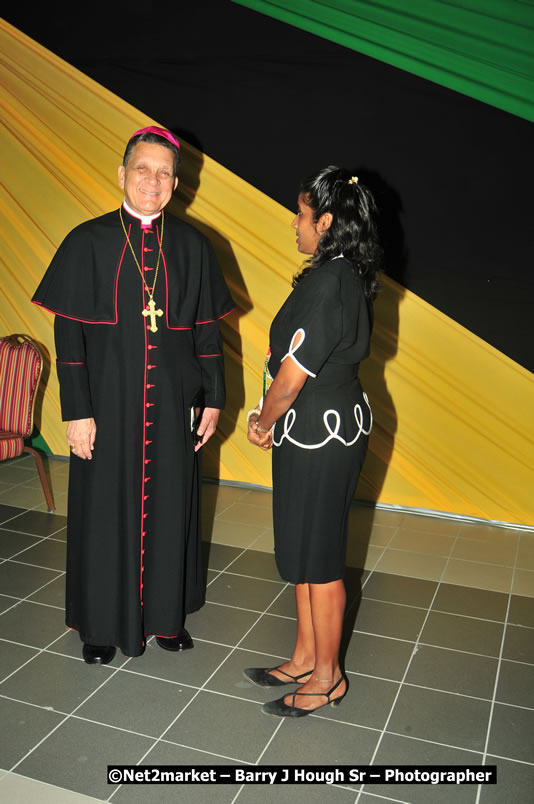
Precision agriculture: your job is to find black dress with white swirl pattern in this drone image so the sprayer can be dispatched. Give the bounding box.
[269,257,372,583]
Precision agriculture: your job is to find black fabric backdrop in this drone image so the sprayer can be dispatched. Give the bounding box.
[6,1,534,370]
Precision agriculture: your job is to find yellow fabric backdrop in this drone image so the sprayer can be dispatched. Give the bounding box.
[1,20,533,524]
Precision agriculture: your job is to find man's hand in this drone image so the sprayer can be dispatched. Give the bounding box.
[66,418,97,460]
[194,407,220,452]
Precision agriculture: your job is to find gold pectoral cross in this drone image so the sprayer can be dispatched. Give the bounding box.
[142,298,164,332]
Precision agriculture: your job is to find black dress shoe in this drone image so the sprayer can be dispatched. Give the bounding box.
[155,629,194,652]
[262,674,348,718]
[82,644,116,665]
[243,666,313,687]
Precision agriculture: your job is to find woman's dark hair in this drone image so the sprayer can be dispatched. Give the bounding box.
[122,132,181,176]
[293,166,382,301]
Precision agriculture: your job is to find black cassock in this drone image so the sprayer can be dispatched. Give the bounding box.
[33,206,234,656]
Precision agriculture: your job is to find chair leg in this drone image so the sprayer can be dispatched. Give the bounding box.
[24,447,55,512]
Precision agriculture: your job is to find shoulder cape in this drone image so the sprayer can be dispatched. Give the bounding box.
[32,210,234,328]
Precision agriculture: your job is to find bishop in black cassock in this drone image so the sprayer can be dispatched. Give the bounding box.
[32,127,234,660]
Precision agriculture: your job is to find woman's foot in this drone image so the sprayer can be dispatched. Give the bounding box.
[244,661,313,687]
[281,672,347,711]
[267,661,314,684]
[262,674,348,718]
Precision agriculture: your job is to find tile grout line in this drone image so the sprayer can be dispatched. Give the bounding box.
[215,569,286,585]
[107,577,291,801]
[356,520,464,803]
[7,662,530,794]
[0,521,67,538]
[1,557,65,575]
[229,720,286,803]
[6,554,532,768]
[5,629,130,777]
[0,570,67,628]
[1,484,531,801]
[247,525,274,552]
[203,544,260,588]
[352,508,531,596]
[344,520,400,623]
[474,534,523,804]
[1,597,65,614]
[376,549,521,572]
[353,791,412,804]
[0,505,42,529]
[4,631,532,720]
[2,681,299,767]
[0,489,67,520]
[0,537,49,564]
[229,570,297,804]
[2,571,531,695]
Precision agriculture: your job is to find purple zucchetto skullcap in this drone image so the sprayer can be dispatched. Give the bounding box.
[130,126,181,150]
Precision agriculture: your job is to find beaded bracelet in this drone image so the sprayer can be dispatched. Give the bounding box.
[246,408,261,424]
[256,424,272,434]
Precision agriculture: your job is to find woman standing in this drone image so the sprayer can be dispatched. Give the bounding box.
[246,166,382,717]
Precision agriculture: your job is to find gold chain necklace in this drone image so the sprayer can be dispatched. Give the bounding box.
[119,207,165,332]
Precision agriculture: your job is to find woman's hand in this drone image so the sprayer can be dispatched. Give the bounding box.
[247,414,273,450]
[248,349,308,452]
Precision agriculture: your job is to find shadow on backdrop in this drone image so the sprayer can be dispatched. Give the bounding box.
[167,128,251,568]
[342,170,406,664]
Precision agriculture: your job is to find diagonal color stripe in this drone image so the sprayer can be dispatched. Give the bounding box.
[233,0,534,121]
[1,19,533,524]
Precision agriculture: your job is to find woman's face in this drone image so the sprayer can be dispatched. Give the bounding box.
[291,193,331,254]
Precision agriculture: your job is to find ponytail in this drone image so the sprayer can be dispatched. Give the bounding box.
[293,166,382,302]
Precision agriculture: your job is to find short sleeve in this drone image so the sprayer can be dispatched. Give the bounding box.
[282,270,342,378]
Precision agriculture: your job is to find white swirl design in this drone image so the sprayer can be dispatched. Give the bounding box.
[273,393,373,450]
[281,328,316,377]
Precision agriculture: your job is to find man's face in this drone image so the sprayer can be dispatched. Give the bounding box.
[118,142,178,216]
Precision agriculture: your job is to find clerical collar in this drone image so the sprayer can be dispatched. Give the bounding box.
[122,200,162,227]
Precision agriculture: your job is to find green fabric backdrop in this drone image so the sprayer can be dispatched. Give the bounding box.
[233,0,534,121]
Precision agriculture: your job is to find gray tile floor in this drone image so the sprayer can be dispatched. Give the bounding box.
[0,455,533,803]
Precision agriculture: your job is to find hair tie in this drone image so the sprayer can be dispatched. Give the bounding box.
[348,176,358,185]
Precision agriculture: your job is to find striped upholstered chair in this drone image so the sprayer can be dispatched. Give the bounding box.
[0,334,55,512]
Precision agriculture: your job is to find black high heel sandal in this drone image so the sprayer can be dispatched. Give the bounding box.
[262,674,348,717]
[244,666,313,688]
